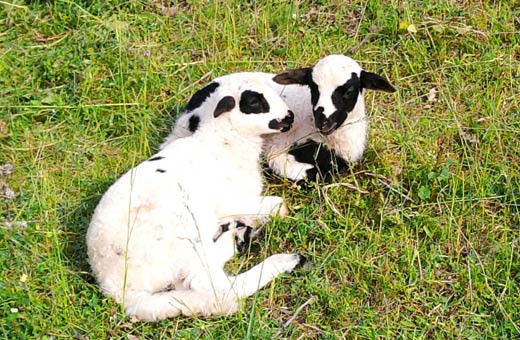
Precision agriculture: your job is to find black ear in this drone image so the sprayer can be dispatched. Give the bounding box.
[272,67,313,85]
[214,96,236,118]
[360,70,397,93]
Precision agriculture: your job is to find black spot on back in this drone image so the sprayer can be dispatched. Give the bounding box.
[184,82,220,112]
[188,115,200,132]
[239,90,270,114]
[148,156,164,162]
[288,140,348,180]
[156,169,166,173]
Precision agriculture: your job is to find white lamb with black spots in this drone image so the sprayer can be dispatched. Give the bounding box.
[87,77,303,321]
[163,55,396,181]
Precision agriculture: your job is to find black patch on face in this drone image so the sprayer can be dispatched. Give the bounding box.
[156,169,166,173]
[314,73,361,134]
[331,73,361,114]
[184,82,220,112]
[148,156,164,162]
[188,115,200,132]
[268,111,294,132]
[239,90,270,114]
[214,96,236,117]
[288,140,348,180]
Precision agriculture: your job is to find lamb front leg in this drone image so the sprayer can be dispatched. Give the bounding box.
[213,196,288,241]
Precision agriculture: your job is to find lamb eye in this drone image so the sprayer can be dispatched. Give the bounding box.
[240,90,270,114]
[344,86,356,97]
[248,96,261,106]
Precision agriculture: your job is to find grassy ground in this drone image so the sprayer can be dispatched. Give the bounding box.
[1,0,518,338]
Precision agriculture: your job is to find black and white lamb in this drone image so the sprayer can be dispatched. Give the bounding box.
[163,55,396,181]
[87,76,303,321]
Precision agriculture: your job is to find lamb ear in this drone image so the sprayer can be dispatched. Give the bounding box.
[360,70,397,93]
[272,67,313,85]
[214,96,236,118]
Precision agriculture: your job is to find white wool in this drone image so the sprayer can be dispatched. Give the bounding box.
[165,55,395,181]
[87,76,302,321]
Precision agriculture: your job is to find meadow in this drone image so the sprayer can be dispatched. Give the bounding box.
[1,0,518,338]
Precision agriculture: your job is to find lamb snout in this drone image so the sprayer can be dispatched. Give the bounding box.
[313,107,338,135]
[268,110,294,132]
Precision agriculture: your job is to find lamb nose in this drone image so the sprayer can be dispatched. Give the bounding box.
[320,120,338,135]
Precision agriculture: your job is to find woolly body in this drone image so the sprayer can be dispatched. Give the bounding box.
[164,55,395,180]
[87,78,300,321]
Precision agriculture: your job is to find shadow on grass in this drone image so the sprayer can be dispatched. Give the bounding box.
[62,177,115,285]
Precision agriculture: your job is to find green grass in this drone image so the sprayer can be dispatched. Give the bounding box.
[1,0,518,338]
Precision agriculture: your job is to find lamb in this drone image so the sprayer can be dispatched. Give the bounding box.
[86,76,303,321]
[163,55,396,181]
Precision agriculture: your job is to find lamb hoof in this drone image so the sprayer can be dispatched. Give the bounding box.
[278,201,289,218]
[267,253,310,274]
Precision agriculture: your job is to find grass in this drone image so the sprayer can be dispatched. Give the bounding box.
[1,0,518,338]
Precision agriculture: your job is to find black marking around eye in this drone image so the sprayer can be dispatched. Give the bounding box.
[239,90,270,114]
[156,169,166,173]
[331,73,361,113]
[188,115,200,132]
[184,82,220,112]
[149,156,164,162]
[314,72,361,132]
